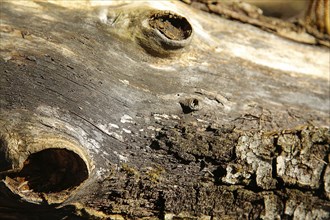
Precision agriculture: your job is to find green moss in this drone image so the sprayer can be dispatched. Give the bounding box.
[145,165,164,183]
[121,163,139,177]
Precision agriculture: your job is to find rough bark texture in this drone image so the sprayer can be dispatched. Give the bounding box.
[0,1,329,219]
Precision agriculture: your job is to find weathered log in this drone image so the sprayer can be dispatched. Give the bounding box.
[0,1,329,219]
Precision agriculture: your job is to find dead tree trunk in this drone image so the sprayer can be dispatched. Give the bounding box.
[0,1,329,219]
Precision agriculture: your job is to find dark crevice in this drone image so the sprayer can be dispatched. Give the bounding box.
[272,135,287,190]
[245,173,264,193]
[0,138,12,173]
[295,130,303,142]
[313,161,328,199]
[205,125,218,133]
[167,150,192,165]
[149,140,161,150]
[282,183,317,194]
[249,199,264,220]
[212,166,226,185]
[231,144,237,161]
[155,191,166,219]
[271,157,285,191]
[282,214,293,220]
[207,142,213,151]
[273,136,282,156]
[179,102,196,114]
[232,189,238,201]
[194,185,200,208]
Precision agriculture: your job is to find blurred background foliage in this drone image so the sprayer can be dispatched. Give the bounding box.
[244,0,309,19]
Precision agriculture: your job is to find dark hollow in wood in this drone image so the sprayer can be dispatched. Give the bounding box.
[9,148,88,193]
[149,12,192,40]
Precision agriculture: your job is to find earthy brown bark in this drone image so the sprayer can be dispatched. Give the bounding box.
[0,1,329,219]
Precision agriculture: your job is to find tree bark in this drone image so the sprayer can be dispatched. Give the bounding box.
[0,1,329,219]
